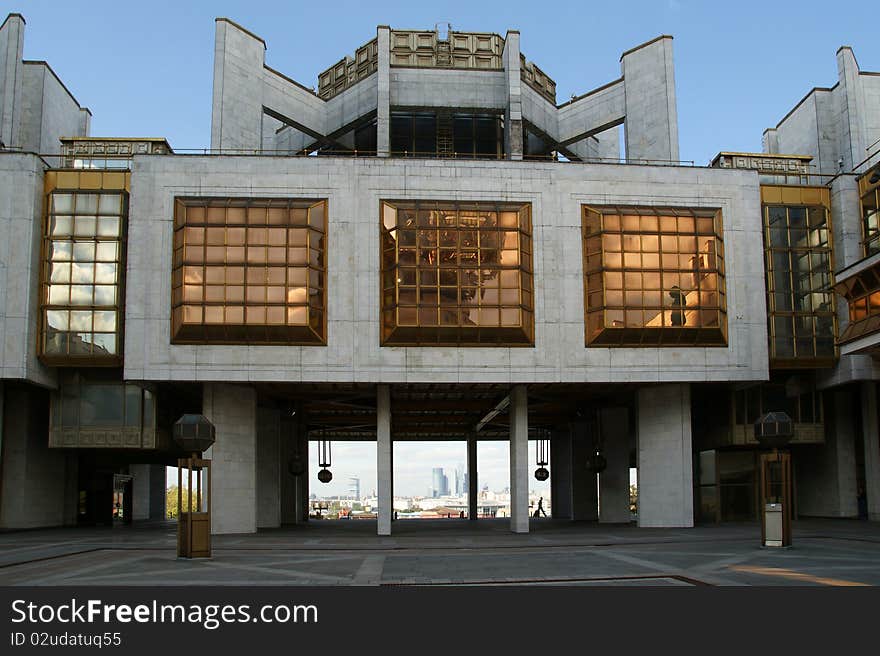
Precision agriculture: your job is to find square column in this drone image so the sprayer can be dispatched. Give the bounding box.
[203,383,257,534]
[256,407,281,529]
[467,435,478,520]
[636,384,693,528]
[571,420,598,521]
[549,428,573,519]
[129,464,151,521]
[600,407,632,523]
[377,384,392,535]
[862,382,880,521]
[149,465,166,520]
[509,385,529,533]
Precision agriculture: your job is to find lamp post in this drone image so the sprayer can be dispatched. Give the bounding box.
[754,411,794,547]
[172,414,216,558]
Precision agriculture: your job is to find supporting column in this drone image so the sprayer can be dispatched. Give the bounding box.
[509,385,529,533]
[203,383,257,534]
[796,389,858,517]
[377,385,392,535]
[502,30,524,160]
[376,26,391,157]
[0,385,72,529]
[256,407,281,529]
[862,382,880,521]
[637,384,693,528]
[130,464,151,521]
[600,407,632,523]
[549,428,573,520]
[149,464,166,520]
[571,420,598,521]
[467,435,478,520]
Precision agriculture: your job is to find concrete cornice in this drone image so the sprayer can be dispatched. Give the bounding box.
[215,17,267,50]
[619,34,673,62]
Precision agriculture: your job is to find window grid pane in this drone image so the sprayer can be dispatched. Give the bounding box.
[171,198,327,344]
[381,201,533,345]
[764,203,836,363]
[41,190,125,361]
[582,205,727,346]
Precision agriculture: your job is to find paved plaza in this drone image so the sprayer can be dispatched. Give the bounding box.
[1,519,878,586]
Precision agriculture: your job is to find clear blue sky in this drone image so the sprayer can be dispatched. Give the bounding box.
[4,0,878,165]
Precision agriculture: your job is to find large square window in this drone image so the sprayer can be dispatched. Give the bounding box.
[583,205,727,346]
[171,198,327,344]
[381,200,534,345]
[40,188,126,364]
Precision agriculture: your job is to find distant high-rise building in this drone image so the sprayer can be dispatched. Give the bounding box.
[348,477,360,500]
[432,467,449,497]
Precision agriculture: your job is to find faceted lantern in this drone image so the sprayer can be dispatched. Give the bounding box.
[586,452,607,473]
[173,414,216,453]
[534,467,549,481]
[753,411,794,449]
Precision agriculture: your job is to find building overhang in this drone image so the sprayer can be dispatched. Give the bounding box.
[833,252,880,355]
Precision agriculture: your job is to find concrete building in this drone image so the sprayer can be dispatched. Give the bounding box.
[0,12,878,536]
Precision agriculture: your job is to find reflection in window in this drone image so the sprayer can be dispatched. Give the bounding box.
[764,202,835,364]
[380,200,533,345]
[171,198,326,344]
[861,181,880,256]
[390,112,503,159]
[40,191,125,363]
[582,206,727,346]
[51,373,155,428]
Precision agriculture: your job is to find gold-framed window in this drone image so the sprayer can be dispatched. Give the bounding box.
[40,171,129,365]
[171,198,327,344]
[859,171,880,256]
[760,185,836,367]
[380,200,534,345]
[582,205,727,346]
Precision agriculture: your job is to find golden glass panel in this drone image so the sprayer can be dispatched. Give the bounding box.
[171,198,326,343]
[582,205,727,346]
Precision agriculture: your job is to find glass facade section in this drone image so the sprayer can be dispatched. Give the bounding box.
[49,371,159,449]
[861,177,880,256]
[380,200,534,345]
[40,190,126,364]
[390,111,503,158]
[761,186,836,366]
[582,206,727,346]
[171,198,327,344]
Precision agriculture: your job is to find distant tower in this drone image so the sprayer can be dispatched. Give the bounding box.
[432,467,449,497]
[348,477,360,499]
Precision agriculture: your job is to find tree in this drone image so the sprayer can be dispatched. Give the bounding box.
[166,486,200,518]
[629,484,638,515]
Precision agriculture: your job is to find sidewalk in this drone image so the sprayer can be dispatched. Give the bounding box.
[1,519,878,586]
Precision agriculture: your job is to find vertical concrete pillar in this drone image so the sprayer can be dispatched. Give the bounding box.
[298,419,309,522]
[862,382,880,521]
[836,46,867,171]
[796,390,858,517]
[130,464,151,521]
[549,428,573,520]
[571,420,598,521]
[502,30,523,161]
[600,407,632,523]
[0,385,71,529]
[509,385,529,533]
[0,14,25,149]
[149,464,166,520]
[210,19,266,151]
[467,435,478,520]
[256,407,281,529]
[376,26,391,157]
[637,384,694,528]
[203,383,257,534]
[620,36,679,162]
[377,384,392,535]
